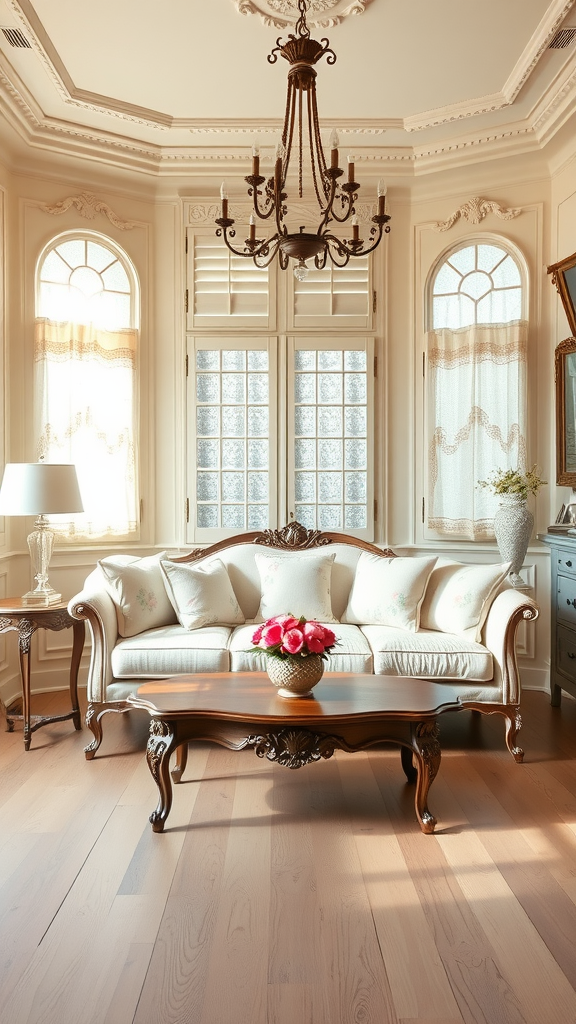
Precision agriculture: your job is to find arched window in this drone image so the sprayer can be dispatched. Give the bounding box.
[425,239,528,540]
[35,232,139,538]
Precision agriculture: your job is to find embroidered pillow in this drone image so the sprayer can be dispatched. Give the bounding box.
[419,559,511,641]
[343,553,438,632]
[98,552,176,637]
[160,557,245,631]
[255,549,337,622]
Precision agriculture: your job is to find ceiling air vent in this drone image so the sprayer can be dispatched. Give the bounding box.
[549,27,576,48]
[1,27,31,48]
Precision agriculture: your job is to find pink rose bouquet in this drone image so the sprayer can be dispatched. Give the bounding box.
[251,614,338,662]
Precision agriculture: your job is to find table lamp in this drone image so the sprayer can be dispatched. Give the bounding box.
[0,462,84,606]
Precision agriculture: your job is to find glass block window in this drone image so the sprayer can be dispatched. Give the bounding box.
[432,243,523,330]
[192,344,272,533]
[290,342,373,532]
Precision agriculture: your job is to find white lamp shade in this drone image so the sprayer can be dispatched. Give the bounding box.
[0,463,84,516]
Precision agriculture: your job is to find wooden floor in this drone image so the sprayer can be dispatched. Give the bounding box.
[2,689,576,1024]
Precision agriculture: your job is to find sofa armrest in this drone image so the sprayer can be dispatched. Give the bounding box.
[68,570,118,702]
[481,588,539,704]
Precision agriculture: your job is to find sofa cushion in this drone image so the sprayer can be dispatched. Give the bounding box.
[419,559,511,641]
[343,553,438,632]
[111,624,232,678]
[97,552,177,638]
[362,625,494,681]
[160,557,245,630]
[255,549,338,622]
[228,622,373,673]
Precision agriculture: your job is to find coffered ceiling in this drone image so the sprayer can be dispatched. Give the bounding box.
[0,0,575,177]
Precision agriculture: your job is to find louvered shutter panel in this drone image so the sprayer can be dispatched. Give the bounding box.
[289,256,372,329]
[187,230,275,330]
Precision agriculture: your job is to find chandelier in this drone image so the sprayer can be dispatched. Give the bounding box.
[215,0,390,280]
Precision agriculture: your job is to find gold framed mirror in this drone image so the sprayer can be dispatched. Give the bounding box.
[555,337,576,488]
[548,251,576,336]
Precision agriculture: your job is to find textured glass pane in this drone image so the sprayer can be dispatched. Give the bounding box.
[248,374,268,403]
[345,439,367,469]
[197,439,219,468]
[222,350,245,371]
[295,472,316,502]
[56,239,86,269]
[318,439,343,469]
[71,266,102,298]
[102,261,130,293]
[92,291,130,330]
[477,244,508,274]
[248,439,268,468]
[433,293,475,330]
[222,407,245,437]
[295,407,316,436]
[318,374,342,405]
[197,473,219,501]
[196,407,219,437]
[197,374,220,403]
[318,351,342,371]
[222,505,245,529]
[318,473,342,502]
[295,351,315,371]
[448,246,475,275]
[222,374,245,403]
[41,249,72,284]
[248,350,268,370]
[87,241,116,272]
[197,504,218,529]
[491,255,521,289]
[477,288,522,324]
[295,505,315,528]
[196,351,219,371]
[460,270,491,301]
[345,505,367,529]
[221,439,244,468]
[344,374,366,404]
[318,407,342,437]
[345,407,367,437]
[222,473,244,501]
[345,472,367,502]
[318,505,342,529]
[247,472,268,501]
[295,439,316,469]
[433,262,461,294]
[344,351,366,371]
[295,374,316,403]
[248,407,268,436]
[248,505,269,530]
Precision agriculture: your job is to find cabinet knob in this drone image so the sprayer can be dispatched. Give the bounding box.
[567,560,573,568]
[569,652,576,660]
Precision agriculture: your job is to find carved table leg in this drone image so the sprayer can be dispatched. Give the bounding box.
[171,741,188,784]
[18,620,35,751]
[147,718,178,833]
[410,719,441,835]
[400,743,417,783]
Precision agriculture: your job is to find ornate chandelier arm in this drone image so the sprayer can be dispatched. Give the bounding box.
[323,215,390,263]
[215,221,282,268]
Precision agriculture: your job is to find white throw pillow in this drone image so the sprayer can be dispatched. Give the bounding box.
[343,553,438,632]
[160,557,245,631]
[98,552,176,638]
[255,549,337,622]
[419,559,511,641]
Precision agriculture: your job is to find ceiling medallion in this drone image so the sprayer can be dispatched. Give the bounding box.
[233,0,373,29]
[217,0,389,279]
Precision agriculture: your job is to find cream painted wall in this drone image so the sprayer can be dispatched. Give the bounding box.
[1,144,573,707]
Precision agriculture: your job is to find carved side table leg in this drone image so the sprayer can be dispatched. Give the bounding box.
[147,717,177,833]
[411,719,441,835]
[171,741,188,784]
[18,620,35,751]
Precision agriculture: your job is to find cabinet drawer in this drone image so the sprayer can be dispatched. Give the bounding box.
[557,552,576,575]
[557,574,576,627]
[557,625,576,686]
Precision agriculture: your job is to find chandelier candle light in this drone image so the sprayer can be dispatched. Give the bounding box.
[216,0,390,280]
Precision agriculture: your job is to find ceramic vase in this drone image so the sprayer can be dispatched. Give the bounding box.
[493,494,533,589]
[266,654,325,698]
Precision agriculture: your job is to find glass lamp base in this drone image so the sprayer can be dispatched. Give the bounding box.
[22,588,62,607]
[25,517,61,606]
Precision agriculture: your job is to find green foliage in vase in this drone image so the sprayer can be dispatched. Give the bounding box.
[478,465,547,500]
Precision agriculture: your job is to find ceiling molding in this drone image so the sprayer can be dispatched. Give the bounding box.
[430,197,523,232]
[502,0,576,104]
[231,0,374,29]
[39,191,137,229]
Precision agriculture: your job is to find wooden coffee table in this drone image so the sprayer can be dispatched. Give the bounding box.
[128,672,462,835]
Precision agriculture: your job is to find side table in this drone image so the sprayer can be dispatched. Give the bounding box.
[0,598,84,750]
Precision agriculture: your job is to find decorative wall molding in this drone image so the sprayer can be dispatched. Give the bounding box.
[431,197,523,232]
[39,192,137,230]
[233,0,374,28]
[188,197,381,225]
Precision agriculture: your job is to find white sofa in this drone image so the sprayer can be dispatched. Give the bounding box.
[68,522,539,762]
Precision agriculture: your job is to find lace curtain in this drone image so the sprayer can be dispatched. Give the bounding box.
[426,320,528,540]
[34,318,138,538]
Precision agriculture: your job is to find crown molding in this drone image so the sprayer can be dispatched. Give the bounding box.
[430,196,523,232]
[232,0,374,29]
